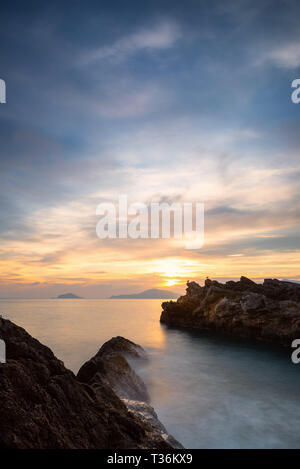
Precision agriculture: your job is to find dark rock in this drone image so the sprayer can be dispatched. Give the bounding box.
[77,336,183,449]
[0,317,180,449]
[97,336,148,360]
[161,276,300,346]
[186,280,203,297]
[77,337,150,403]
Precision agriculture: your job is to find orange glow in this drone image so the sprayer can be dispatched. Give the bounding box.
[164,278,180,287]
[1,199,300,296]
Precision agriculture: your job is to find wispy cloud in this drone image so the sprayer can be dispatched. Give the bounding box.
[92,83,169,118]
[259,41,300,69]
[80,20,181,65]
[2,2,300,296]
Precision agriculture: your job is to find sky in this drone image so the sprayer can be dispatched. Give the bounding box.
[0,0,300,298]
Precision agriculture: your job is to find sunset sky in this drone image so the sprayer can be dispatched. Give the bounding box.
[1,0,300,298]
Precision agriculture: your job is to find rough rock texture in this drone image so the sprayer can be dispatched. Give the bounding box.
[96,335,148,360]
[161,277,300,346]
[77,336,183,449]
[0,317,180,449]
[77,336,150,403]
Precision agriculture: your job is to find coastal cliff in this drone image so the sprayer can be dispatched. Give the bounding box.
[161,277,300,346]
[0,317,180,449]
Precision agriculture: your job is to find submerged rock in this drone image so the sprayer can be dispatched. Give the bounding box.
[161,277,300,346]
[0,317,181,449]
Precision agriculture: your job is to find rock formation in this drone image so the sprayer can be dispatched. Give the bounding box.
[161,277,300,346]
[0,317,181,449]
[78,336,182,449]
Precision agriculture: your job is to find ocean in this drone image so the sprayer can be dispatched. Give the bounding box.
[1,298,300,448]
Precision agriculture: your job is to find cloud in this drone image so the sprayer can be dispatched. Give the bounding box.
[2,2,300,296]
[80,20,181,65]
[260,41,300,69]
[94,84,168,118]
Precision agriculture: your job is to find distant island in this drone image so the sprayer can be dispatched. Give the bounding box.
[110,288,179,299]
[56,293,83,299]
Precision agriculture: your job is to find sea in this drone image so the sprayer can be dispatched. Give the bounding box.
[1,298,300,449]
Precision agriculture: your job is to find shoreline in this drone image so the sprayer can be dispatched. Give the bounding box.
[0,316,181,449]
[161,277,300,347]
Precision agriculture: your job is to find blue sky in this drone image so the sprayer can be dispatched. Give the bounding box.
[0,0,300,297]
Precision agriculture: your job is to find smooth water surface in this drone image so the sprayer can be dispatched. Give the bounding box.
[1,298,299,448]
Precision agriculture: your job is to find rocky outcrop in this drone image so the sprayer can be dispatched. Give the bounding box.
[0,317,180,449]
[161,277,300,346]
[78,336,149,403]
[77,336,183,449]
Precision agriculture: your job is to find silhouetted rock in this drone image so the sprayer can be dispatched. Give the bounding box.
[0,318,181,449]
[77,336,183,449]
[97,336,148,360]
[77,337,150,403]
[161,277,300,346]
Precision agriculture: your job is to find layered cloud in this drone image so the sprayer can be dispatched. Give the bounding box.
[1,0,300,297]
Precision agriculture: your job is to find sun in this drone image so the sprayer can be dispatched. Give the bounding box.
[164,278,179,287]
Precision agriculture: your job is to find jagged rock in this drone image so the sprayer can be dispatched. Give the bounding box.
[161,276,300,346]
[97,336,148,360]
[77,336,183,449]
[186,280,203,297]
[77,337,150,403]
[0,318,180,449]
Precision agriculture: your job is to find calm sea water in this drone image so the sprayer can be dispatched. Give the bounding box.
[1,298,299,449]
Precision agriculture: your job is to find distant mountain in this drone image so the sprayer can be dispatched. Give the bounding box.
[110,289,179,299]
[56,293,83,299]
